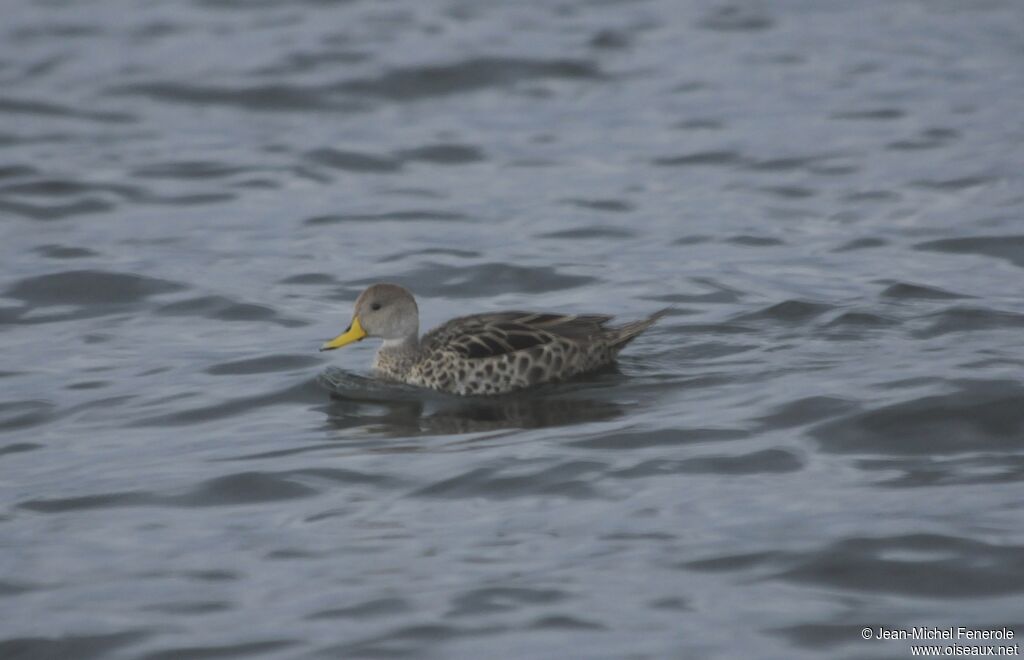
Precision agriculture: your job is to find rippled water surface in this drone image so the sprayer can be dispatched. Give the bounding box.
[3,1,1024,658]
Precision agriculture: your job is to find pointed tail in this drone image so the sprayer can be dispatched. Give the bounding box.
[609,308,671,349]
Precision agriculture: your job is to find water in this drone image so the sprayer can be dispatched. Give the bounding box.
[2,0,1024,658]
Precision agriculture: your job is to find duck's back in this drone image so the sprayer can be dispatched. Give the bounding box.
[406,310,665,395]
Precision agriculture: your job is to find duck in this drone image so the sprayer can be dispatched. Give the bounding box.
[320,283,667,396]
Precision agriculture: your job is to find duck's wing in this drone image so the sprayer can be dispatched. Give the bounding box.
[423,311,614,360]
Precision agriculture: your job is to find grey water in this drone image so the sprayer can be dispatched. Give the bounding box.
[2,0,1024,658]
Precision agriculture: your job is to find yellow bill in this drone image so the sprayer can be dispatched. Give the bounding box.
[320,316,367,351]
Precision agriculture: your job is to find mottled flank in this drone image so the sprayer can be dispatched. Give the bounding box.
[324,284,667,395]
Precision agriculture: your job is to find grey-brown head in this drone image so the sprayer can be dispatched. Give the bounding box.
[320,283,419,351]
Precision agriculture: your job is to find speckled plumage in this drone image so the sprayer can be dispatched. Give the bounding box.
[321,283,667,396]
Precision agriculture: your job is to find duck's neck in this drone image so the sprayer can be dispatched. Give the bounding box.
[380,334,419,353]
[373,334,420,375]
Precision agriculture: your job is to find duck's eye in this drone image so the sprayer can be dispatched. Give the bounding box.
[370,302,382,311]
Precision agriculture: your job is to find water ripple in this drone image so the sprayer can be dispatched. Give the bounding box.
[811,380,1024,455]
[916,235,1024,268]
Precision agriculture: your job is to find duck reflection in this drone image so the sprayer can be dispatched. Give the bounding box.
[318,367,626,437]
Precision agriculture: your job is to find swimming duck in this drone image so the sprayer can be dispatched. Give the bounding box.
[320,283,667,395]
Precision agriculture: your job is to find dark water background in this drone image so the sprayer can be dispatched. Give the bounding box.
[3,0,1024,658]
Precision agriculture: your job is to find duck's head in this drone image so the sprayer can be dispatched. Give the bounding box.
[320,283,419,351]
